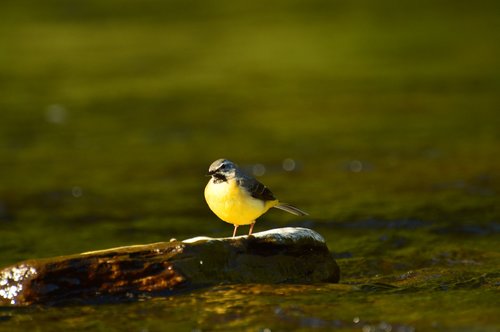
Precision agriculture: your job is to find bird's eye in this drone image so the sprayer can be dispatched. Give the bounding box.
[220,163,227,169]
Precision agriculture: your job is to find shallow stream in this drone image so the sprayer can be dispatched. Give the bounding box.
[1,1,499,330]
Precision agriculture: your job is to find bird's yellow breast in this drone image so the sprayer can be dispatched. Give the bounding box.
[204,178,277,225]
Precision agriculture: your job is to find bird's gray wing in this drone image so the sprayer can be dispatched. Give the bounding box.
[239,176,276,201]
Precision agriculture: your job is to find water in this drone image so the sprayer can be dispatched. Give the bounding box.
[1,1,499,330]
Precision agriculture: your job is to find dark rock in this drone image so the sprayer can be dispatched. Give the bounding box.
[0,227,339,306]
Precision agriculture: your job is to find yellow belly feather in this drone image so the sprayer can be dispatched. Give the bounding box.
[204,178,278,225]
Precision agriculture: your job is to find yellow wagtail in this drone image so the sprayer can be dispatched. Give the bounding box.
[204,159,308,237]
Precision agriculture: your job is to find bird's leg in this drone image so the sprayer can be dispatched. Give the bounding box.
[248,222,256,235]
[232,225,238,238]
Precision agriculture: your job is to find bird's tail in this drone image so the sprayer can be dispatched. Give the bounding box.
[273,203,308,216]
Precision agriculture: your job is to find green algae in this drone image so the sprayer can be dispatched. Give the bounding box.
[1,0,499,330]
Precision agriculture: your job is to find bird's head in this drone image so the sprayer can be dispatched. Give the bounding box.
[208,159,237,181]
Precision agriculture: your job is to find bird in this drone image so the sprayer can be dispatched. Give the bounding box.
[204,158,308,237]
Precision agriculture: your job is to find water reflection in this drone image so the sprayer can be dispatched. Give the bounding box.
[45,104,67,125]
[1,281,495,331]
[71,186,83,198]
[282,158,296,171]
[190,284,351,329]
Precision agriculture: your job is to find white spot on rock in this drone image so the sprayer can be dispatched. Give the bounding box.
[182,227,325,244]
[0,264,37,304]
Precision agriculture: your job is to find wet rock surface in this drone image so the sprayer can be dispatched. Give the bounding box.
[0,228,339,306]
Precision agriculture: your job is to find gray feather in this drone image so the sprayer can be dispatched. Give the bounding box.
[273,204,308,216]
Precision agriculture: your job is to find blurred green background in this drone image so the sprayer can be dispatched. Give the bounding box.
[1,0,499,330]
